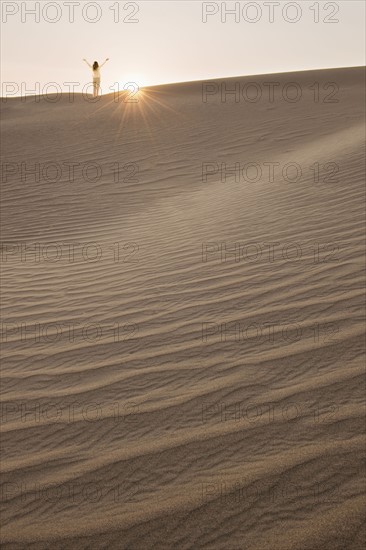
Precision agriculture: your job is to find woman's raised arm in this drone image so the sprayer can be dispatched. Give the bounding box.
[100,58,110,68]
[83,59,92,68]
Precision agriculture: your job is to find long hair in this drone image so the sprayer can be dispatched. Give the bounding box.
[93,61,99,71]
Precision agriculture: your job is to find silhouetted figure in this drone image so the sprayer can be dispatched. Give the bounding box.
[83,58,109,97]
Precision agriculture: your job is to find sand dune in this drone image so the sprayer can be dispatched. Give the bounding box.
[1,67,365,549]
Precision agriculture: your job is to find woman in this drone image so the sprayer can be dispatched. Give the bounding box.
[83,58,109,98]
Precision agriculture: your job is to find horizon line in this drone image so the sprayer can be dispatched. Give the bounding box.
[1,65,364,100]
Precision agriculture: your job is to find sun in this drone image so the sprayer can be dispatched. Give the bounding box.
[106,76,146,102]
[99,75,184,143]
[118,74,146,91]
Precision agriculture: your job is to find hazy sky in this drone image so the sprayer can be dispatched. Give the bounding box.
[1,0,365,96]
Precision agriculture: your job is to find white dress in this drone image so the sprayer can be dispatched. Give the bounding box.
[85,60,107,82]
[93,67,101,81]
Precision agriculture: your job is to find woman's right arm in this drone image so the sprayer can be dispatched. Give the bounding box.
[83,59,92,68]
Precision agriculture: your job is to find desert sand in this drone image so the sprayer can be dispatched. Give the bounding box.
[1,67,365,549]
